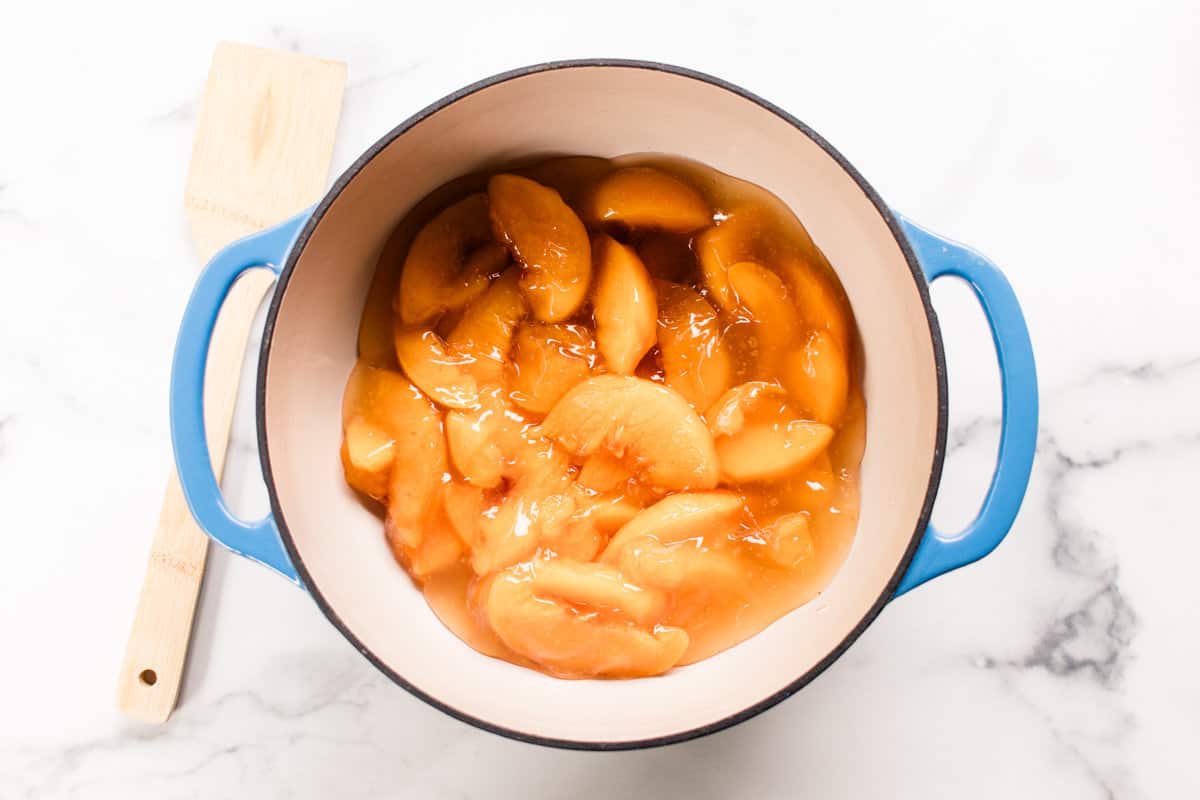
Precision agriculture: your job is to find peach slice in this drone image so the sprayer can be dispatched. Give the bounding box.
[488,174,591,323]
[342,362,430,427]
[539,518,605,562]
[445,399,505,489]
[540,489,641,562]
[340,416,396,501]
[727,260,799,342]
[694,212,759,312]
[586,167,712,233]
[467,427,576,575]
[580,494,642,530]
[380,386,446,548]
[484,565,689,678]
[471,486,574,575]
[394,324,480,410]
[777,258,852,354]
[636,234,695,282]
[540,376,719,491]
[714,419,833,483]
[508,322,595,414]
[395,193,499,325]
[446,267,528,385]
[656,281,732,411]
[443,480,485,547]
[400,517,465,580]
[592,234,658,375]
[705,381,790,437]
[695,207,809,313]
[602,491,744,561]
[781,329,850,427]
[761,511,814,568]
[530,558,667,625]
[471,498,540,574]
[341,365,443,504]
[577,451,633,492]
[616,538,743,591]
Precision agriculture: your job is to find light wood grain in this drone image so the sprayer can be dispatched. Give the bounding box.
[117,42,346,724]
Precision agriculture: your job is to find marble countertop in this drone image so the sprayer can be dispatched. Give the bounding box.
[3,0,1197,796]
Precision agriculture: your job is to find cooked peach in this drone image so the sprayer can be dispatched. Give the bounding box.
[341,365,446,506]
[343,156,869,681]
[471,498,540,575]
[442,480,484,547]
[586,167,712,233]
[381,387,446,548]
[540,492,639,562]
[781,329,849,426]
[777,258,852,353]
[544,491,648,561]
[484,566,689,677]
[614,537,685,588]
[656,281,732,411]
[394,324,480,409]
[616,539,743,590]
[714,419,833,483]
[575,493,642,531]
[395,194,498,325]
[636,234,695,282]
[761,512,814,568]
[503,422,574,494]
[464,427,576,574]
[530,558,666,625]
[539,518,604,562]
[694,212,760,312]
[705,381,790,437]
[445,400,505,489]
[403,521,465,580]
[342,363,428,427]
[340,416,396,501]
[591,234,658,375]
[508,322,595,414]
[488,174,591,323]
[727,260,799,348]
[602,491,744,561]
[540,376,719,491]
[446,267,527,385]
[471,487,575,575]
[695,205,813,312]
[577,451,633,492]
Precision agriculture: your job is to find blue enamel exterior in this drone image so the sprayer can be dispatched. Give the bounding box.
[894,217,1039,595]
[169,211,312,584]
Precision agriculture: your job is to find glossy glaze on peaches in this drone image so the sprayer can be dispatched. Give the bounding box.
[342,156,864,678]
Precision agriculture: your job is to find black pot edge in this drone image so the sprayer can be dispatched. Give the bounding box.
[254,58,950,752]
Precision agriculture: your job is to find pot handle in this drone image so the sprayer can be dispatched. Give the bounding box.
[894,217,1038,595]
[169,211,312,584]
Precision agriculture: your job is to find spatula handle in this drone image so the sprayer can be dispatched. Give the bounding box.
[116,268,276,723]
[115,42,344,724]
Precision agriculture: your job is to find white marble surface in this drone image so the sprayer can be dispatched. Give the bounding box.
[2,0,1198,796]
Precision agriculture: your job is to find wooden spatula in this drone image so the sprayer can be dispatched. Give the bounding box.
[116,42,346,723]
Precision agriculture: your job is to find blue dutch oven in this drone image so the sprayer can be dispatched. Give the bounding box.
[170,61,1037,749]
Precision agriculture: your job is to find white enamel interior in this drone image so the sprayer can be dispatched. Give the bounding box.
[262,65,941,745]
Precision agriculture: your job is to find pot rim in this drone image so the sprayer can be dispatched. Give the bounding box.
[255,58,949,751]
